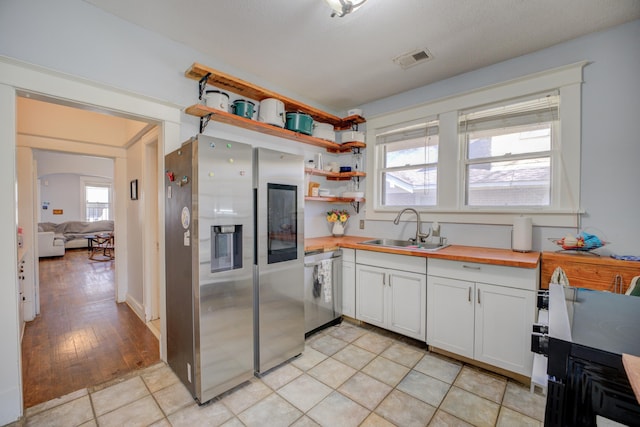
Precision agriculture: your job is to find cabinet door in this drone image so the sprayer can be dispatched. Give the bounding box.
[388,271,426,341]
[474,282,535,376]
[355,265,386,328]
[342,261,356,318]
[427,276,474,359]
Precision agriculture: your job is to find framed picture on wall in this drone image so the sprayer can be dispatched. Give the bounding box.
[130,179,138,200]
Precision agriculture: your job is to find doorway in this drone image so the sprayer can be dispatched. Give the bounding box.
[17,94,163,407]
[1,58,180,421]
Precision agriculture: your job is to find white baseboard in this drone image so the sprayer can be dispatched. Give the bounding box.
[125,295,145,323]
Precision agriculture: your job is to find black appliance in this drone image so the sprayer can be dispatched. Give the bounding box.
[532,284,640,426]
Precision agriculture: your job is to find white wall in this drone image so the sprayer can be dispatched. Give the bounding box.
[39,174,82,223]
[35,151,114,223]
[126,138,144,317]
[0,84,21,426]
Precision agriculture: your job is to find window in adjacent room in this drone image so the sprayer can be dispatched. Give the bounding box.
[459,92,558,207]
[84,183,111,221]
[376,119,439,207]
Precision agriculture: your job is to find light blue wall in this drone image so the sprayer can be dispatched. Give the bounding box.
[2,1,637,254]
[0,0,338,121]
[353,19,640,256]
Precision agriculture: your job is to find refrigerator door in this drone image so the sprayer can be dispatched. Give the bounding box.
[254,148,305,374]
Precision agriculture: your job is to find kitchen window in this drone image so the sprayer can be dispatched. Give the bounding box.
[365,62,585,226]
[376,119,439,207]
[460,92,558,207]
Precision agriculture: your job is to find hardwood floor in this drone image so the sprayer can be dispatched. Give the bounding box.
[21,249,159,408]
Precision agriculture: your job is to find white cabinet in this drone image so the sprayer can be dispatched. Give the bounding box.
[474,282,535,373]
[427,276,475,358]
[342,248,356,318]
[355,250,426,341]
[427,258,538,377]
[355,265,386,326]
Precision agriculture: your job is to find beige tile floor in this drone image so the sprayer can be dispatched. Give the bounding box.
[13,321,546,427]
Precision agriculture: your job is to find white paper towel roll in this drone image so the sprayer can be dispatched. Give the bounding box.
[512,216,532,252]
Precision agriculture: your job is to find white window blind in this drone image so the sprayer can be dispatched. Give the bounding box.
[376,119,439,207]
[460,92,559,207]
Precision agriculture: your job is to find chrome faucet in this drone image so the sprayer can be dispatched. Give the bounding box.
[393,208,430,243]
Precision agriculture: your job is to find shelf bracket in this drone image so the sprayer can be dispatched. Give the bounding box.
[198,72,212,100]
[350,201,361,214]
[199,113,212,133]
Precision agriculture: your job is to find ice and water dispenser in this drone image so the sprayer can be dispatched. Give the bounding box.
[211,225,243,273]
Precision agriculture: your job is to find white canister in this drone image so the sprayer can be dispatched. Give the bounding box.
[340,131,365,143]
[258,98,285,127]
[347,108,363,117]
[512,216,533,252]
[312,122,336,142]
[203,90,229,112]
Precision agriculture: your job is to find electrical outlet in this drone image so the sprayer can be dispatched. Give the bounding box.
[359,220,365,229]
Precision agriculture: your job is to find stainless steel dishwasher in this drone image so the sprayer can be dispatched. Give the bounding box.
[304,249,342,335]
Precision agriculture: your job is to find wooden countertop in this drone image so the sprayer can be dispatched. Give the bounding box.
[623,353,640,405]
[305,236,540,269]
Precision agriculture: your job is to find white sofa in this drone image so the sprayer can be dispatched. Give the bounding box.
[38,231,66,257]
[37,220,114,257]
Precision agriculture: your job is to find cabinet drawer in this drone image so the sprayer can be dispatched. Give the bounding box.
[428,258,538,291]
[342,248,355,263]
[356,250,426,274]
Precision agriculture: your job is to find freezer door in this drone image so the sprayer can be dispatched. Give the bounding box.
[165,140,196,398]
[254,148,305,374]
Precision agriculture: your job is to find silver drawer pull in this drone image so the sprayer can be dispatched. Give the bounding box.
[468,286,472,302]
[462,265,481,270]
[477,288,481,304]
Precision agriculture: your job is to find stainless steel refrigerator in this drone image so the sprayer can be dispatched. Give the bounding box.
[253,147,305,374]
[165,136,255,404]
[165,136,305,403]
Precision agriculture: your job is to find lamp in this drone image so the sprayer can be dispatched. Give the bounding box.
[324,0,367,17]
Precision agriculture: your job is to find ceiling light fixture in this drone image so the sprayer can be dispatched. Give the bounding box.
[324,0,367,17]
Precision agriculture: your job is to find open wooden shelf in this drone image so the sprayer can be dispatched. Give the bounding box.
[305,196,366,203]
[186,104,366,153]
[327,141,366,153]
[185,62,365,130]
[305,167,366,181]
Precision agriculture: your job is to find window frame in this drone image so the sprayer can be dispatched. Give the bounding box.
[80,176,113,222]
[460,92,558,208]
[376,118,440,208]
[365,62,586,227]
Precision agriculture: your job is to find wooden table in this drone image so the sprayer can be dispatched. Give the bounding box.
[88,233,114,261]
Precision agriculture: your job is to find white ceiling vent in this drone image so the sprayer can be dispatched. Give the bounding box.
[393,48,433,70]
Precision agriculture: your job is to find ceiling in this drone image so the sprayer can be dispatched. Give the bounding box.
[17,95,152,149]
[86,1,640,111]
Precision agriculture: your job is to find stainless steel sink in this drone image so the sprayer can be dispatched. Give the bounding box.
[361,239,449,252]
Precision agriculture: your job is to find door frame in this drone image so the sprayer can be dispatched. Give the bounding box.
[142,129,161,322]
[0,56,180,421]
